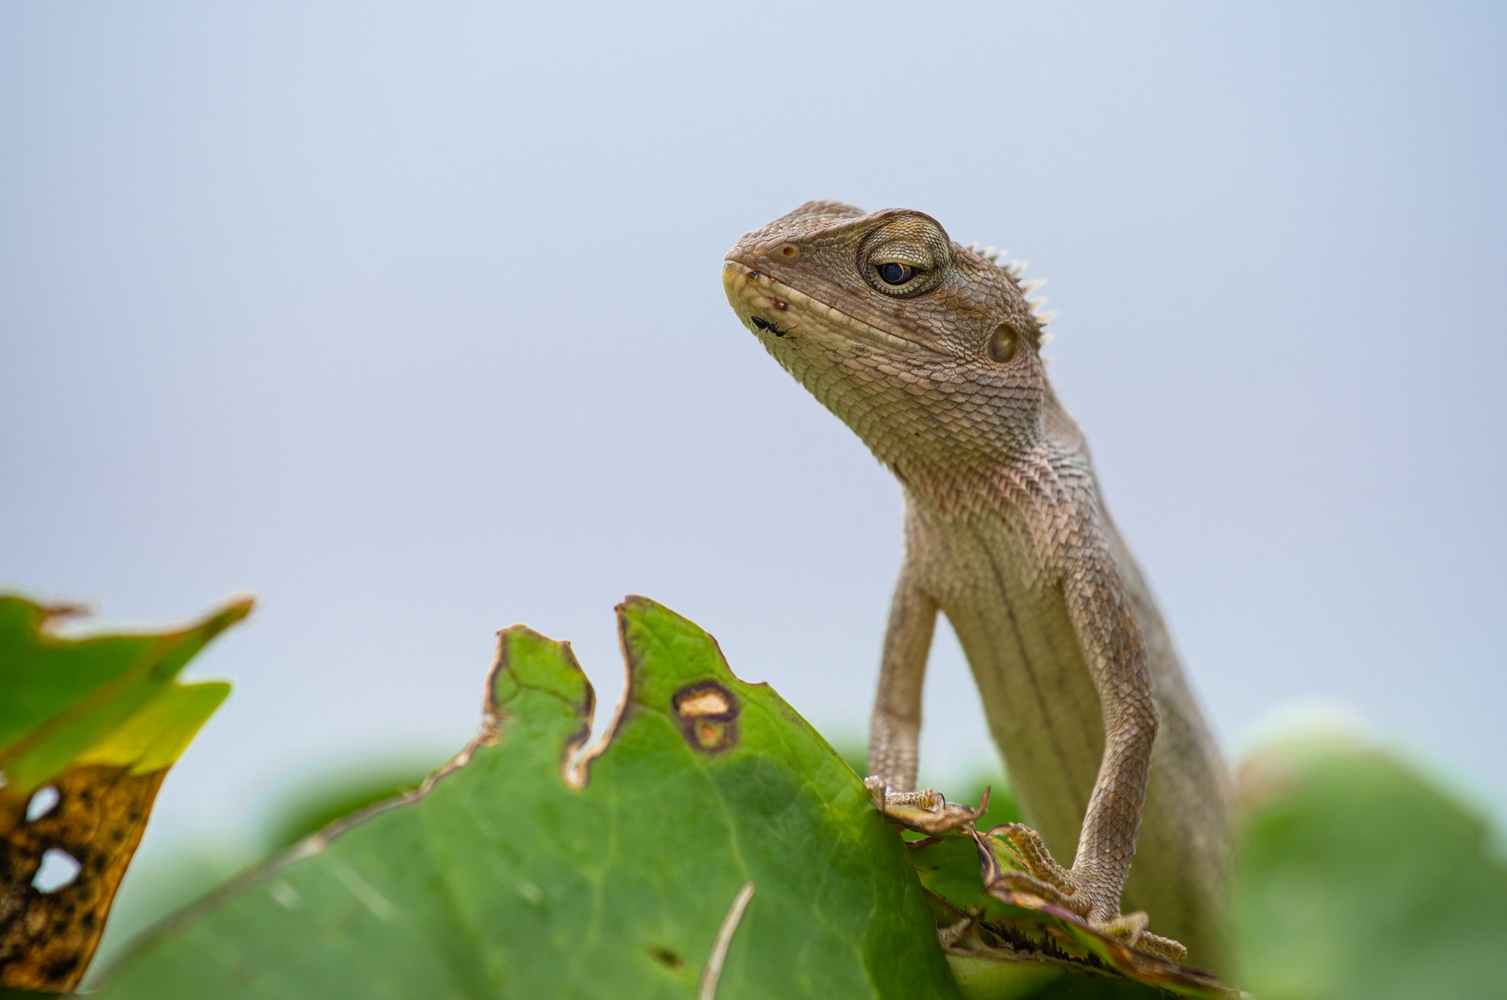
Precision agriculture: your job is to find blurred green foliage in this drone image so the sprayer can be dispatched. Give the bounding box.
[1233,740,1507,999]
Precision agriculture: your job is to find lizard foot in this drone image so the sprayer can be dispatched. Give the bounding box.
[988,822,1188,963]
[863,777,987,835]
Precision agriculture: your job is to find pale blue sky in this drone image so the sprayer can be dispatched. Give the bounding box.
[3,0,1504,910]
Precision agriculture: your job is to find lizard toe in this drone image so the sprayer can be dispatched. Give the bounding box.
[1093,912,1188,963]
[989,870,1090,916]
[992,822,1076,894]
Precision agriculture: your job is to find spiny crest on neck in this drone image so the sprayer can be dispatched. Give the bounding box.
[965,242,1056,348]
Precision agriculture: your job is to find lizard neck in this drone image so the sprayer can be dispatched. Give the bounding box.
[868,366,1079,520]
[794,346,1055,505]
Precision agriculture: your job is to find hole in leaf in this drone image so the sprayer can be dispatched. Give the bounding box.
[677,688,731,717]
[27,785,60,822]
[33,848,82,893]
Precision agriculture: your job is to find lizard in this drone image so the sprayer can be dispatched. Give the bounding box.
[721,201,1232,971]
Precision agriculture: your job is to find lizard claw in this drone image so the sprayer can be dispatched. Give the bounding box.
[987,823,1188,963]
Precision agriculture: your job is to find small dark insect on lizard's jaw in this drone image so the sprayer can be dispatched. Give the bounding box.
[749,316,787,337]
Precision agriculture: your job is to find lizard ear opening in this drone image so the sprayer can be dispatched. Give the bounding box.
[988,323,1020,364]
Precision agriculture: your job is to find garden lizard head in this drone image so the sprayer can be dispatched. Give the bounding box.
[723,201,1055,480]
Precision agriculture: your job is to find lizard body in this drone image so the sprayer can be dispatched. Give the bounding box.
[722,202,1231,969]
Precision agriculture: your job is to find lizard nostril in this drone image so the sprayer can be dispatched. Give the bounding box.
[778,244,799,259]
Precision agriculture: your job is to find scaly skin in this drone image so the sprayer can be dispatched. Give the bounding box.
[722,202,1232,971]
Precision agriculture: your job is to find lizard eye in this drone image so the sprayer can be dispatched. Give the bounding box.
[859,213,950,297]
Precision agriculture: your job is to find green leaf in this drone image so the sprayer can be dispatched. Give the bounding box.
[259,760,435,854]
[1,595,242,993]
[0,596,243,792]
[101,597,963,999]
[1233,739,1507,1000]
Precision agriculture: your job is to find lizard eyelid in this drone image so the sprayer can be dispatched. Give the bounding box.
[860,222,949,297]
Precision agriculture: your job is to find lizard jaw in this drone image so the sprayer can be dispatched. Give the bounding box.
[720,261,945,359]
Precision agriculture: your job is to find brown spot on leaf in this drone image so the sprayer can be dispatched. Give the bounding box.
[672,682,739,754]
[647,944,684,970]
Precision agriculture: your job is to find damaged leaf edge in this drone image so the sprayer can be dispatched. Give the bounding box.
[566,594,779,787]
[95,596,706,982]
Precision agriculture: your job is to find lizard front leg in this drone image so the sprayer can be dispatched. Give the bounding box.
[866,562,937,793]
[1062,550,1158,924]
[992,523,1183,960]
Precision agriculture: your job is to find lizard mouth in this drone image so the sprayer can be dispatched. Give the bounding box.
[721,260,943,357]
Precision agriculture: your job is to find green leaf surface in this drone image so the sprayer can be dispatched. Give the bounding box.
[1233,740,1507,1000]
[101,597,963,999]
[260,760,435,853]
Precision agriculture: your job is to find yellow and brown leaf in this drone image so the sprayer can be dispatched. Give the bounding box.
[0,596,242,992]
